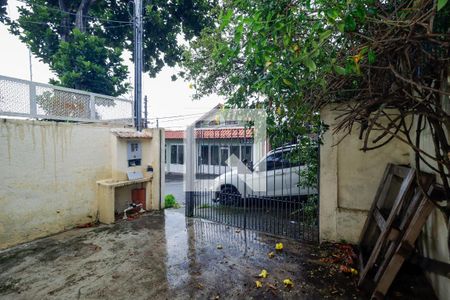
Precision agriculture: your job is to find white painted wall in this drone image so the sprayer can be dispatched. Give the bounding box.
[0,119,114,249]
[319,106,410,243]
[0,119,164,249]
[320,103,450,300]
[410,115,450,300]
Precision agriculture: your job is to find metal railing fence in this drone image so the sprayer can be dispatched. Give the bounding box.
[0,75,133,123]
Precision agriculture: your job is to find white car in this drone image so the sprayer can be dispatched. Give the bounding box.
[212,145,317,204]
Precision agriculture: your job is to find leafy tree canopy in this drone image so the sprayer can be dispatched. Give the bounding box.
[0,0,7,22]
[8,0,217,96]
[182,0,357,143]
[182,0,450,209]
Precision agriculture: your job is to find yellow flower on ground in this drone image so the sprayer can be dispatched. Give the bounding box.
[259,269,268,278]
[275,242,283,251]
[255,280,263,288]
[283,278,293,288]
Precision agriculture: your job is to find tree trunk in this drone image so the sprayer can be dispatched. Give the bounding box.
[75,0,96,33]
[58,0,70,41]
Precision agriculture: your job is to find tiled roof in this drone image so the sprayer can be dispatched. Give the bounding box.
[165,130,185,139]
[165,128,253,140]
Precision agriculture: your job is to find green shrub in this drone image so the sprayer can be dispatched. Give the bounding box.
[164,194,179,208]
[303,195,318,226]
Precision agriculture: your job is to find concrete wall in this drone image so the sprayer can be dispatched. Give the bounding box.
[320,103,450,299]
[319,106,410,243]
[410,116,450,300]
[0,119,113,249]
[0,119,164,249]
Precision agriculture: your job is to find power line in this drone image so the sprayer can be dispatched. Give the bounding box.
[157,117,201,123]
[148,112,205,120]
[16,0,132,24]
[15,19,132,29]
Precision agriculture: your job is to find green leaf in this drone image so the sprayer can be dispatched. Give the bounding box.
[344,15,356,32]
[304,58,316,72]
[326,9,339,21]
[282,78,293,87]
[319,78,327,89]
[334,65,346,75]
[438,0,448,10]
[319,30,332,43]
[368,49,376,64]
[353,7,366,21]
[234,23,244,43]
[220,9,233,30]
[337,22,345,33]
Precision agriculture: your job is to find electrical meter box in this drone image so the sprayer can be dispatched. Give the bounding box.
[127,141,142,167]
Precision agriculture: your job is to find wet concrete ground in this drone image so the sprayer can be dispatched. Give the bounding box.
[0,209,435,299]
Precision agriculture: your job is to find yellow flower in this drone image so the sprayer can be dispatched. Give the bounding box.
[275,242,283,251]
[255,280,263,288]
[283,278,293,288]
[259,269,268,278]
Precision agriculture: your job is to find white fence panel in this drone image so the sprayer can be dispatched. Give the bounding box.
[0,75,133,123]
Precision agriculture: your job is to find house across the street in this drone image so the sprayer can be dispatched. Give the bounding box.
[165,127,253,175]
[165,104,254,175]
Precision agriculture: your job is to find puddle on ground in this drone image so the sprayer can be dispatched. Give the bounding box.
[3,209,431,299]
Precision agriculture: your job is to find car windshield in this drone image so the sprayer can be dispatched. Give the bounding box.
[255,146,301,171]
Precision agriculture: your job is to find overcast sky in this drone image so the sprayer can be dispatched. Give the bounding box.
[0,0,223,128]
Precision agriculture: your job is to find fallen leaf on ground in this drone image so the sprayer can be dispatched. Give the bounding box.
[267,283,278,290]
[196,283,204,289]
[259,269,268,278]
[255,280,263,288]
[339,265,358,275]
[283,278,294,288]
[339,265,351,273]
[275,243,283,251]
[268,251,275,258]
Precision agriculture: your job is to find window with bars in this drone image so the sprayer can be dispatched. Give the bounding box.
[200,145,209,165]
[211,145,219,165]
[170,144,184,164]
[241,145,252,163]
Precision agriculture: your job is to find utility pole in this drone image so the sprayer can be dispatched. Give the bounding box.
[156,118,159,128]
[133,0,143,131]
[144,95,148,128]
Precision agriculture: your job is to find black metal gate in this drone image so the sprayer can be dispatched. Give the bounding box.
[185,125,319,242]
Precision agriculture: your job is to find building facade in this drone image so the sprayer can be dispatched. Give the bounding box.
[165,128,253,175]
